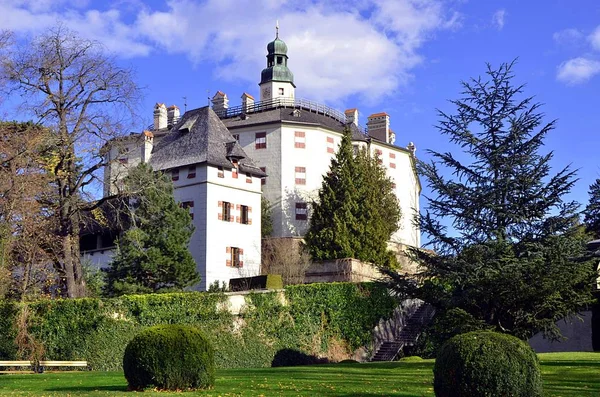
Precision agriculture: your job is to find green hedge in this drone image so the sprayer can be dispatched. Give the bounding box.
[123,325,215,391]
[0,282,395,370]
[434,331,542,397]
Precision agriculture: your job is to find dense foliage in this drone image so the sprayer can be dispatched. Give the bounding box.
[104,163,198,296]
[384,61,597,341]
[305,128,400,267]
[123,324,214,391]
[433,331,542,397]
[0,283,395,370]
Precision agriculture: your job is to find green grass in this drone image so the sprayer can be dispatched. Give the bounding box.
[0,353,598,396]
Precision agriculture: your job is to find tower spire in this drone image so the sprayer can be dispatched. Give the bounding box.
[276,20,279,38]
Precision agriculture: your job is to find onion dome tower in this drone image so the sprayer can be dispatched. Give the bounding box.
[259,22,296,102]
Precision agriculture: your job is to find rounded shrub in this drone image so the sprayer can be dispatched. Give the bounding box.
[433,331,542,397]
[123,324,214,391]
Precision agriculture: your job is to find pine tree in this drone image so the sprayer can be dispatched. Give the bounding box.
[305,128,400,267]
[583,179,600,239]
[104,163,199,296]
[385,61,597,341]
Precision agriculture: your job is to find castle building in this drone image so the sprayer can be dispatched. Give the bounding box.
[84,30,420,290]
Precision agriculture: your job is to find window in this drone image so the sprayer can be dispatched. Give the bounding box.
[295,166,306,185]
[294,131,306,149]
[118,158,128,165]
[390,162,396,169]
[180,201,194,220]
[240,205,249,224]
[246,173,252,184]
[279,87,284,95]
[260,167,266,186]
[277,56,283,65]
[353,144,360,156]
[232,134,240,141]
[375,149,383,164]
[187,165,196,179]
[255,132,267,149]
[219,201,232,222]
[226,247,243,268]
[295,202,308,220]
[327,136,335,153]
[391,182,397,189]
[217,166,224,178]
[172,168,179,181]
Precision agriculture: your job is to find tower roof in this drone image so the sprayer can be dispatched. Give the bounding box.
[267,37,288,55]
[260,26,294,86]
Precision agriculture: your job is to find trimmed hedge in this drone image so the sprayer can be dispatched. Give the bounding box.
[433,331,542,397]
[0,282,395,370]
[123,325,214,391]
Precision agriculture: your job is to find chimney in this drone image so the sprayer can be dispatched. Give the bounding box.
[367,112,391,143]
[241,92,255,113]
[167,105,180,127]
[211,91,229,114]
[345,108,359,126]
[142,130,154,163]
[153,103,167,130]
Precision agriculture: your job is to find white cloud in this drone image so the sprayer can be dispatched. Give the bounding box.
[589,25,600,51]
[0,0,151,57]
[553,28,584,46]
[556,57,600,84]
[492,9,506,30]
[0,0,462,104]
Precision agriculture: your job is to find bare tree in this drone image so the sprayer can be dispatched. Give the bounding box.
[1,26,141,297]
[261,238,312,285]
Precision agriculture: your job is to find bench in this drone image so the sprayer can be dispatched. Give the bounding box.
[0,360,88,373]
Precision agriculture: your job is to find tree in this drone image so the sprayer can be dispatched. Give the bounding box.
[0,121,58,299]
[1,26,141,297]
[261,196,273,238]
[305,128,400,267]
[583,179,600,239]
[385,61,597,341]
[104,163,199,296]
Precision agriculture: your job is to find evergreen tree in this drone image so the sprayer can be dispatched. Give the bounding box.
[305,128,400,267]
[583,179,600,239]
[385,61,597,341]
[104,163,199,296]
[261,196,273,238]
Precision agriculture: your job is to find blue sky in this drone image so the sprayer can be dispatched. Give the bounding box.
[1,0,600,210]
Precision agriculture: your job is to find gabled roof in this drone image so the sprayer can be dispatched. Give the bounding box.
[149,106,265,177]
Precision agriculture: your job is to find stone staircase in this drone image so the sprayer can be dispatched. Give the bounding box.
[370,304,435,362]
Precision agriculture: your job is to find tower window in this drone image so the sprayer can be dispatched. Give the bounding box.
[277,57,283,64]
[295,166,306,185]
[255,132,267,149]
[279,88,284,95]
[295,202,308,220]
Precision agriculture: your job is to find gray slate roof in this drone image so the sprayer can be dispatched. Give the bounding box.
[149,106,266,177]
[221,107,368,141]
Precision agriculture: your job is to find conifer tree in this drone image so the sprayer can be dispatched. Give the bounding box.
[104,163,199,296]
[583,179,600,239]
[305,129,400,267]
[385,61,597,341]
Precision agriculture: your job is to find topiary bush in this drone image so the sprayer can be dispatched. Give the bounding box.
[123,324,214,391]
[433,331,542,397]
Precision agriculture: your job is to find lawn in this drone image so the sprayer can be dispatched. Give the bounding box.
[0,353,598,396]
